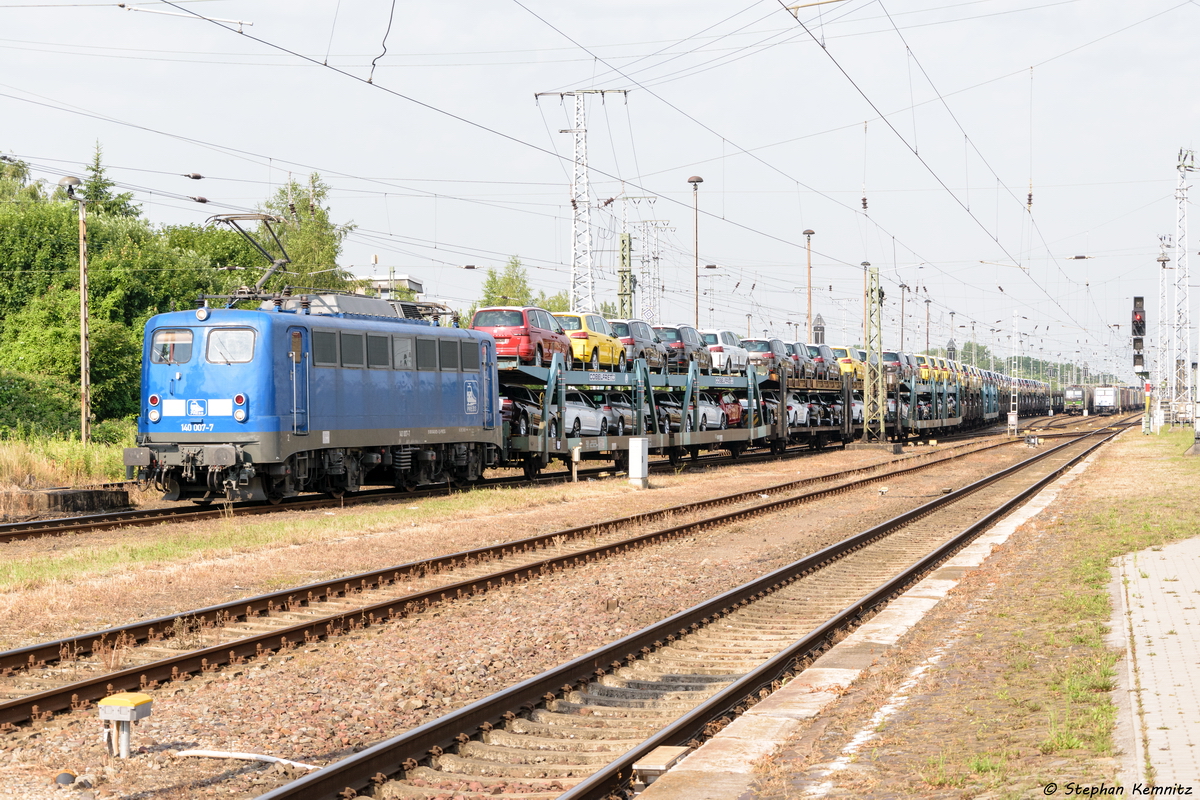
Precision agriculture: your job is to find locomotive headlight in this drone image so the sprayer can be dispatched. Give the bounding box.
[148,409,161,423]
[196,307,210,321]
[233,409,246,422]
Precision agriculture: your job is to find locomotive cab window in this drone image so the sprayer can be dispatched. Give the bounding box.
[439,339,460,371]
[150,329,193,364]
[312,330,338,366]
[416,338,438,371]
[206,328,255,364]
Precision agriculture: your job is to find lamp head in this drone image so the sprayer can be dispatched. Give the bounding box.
[803,229,815,236]
[687,175,703,186]
[58,175,81,199]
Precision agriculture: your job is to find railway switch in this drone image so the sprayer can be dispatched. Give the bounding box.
[99,692,153,758]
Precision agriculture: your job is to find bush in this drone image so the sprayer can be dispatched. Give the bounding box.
[0,369,78,438]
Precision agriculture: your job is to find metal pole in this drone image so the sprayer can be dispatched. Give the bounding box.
[804,230,814,341]
[924,299,931,353]
[78,197,90,444]
[689,176,703,328]
[898,284,907,350]
[861,262,869,345]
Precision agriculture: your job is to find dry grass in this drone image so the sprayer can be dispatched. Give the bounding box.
[0,435,132,490]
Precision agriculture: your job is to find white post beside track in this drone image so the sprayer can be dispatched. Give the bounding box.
[628,438,649,489]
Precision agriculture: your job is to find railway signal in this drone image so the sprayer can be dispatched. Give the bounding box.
[1133,297,1148,376]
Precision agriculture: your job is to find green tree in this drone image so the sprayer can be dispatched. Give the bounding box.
[79,143,139,218]
[0,156,47,204]
[259,173,356,291]
[533,289,569,312]
[479,256,533,307]
[0,285,141,422]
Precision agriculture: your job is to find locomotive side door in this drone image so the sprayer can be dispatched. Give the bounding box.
[287,327,310,434]
[481,339,496,430]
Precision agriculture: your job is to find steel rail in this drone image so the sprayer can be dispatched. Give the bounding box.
[0,434,1038,728]
[0,431,1021,677]
[254,425,1123,800]
[2,412,1073,543]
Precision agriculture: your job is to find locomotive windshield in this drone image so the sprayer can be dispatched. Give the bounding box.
[150,329,193,364]
[206,328,256,364]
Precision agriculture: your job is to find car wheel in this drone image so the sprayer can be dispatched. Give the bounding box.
[535,345,544,367]
[516,415,529,437]
[548,418,559,439]
[617,352,627,372]
[571,417,581,437]
[590,349,600,370]
[684,415,693,432]
[600,418,608,436]
[616,417,626,436]
[700,415,707,430]
[719,414,727,429]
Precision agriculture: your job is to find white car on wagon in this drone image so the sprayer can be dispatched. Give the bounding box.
[701,329,750,375]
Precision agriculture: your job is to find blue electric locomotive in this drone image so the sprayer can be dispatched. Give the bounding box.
[124,293,502,503]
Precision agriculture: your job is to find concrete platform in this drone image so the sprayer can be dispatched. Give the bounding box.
[638,445,1100,799]
[1114,537,1200,785]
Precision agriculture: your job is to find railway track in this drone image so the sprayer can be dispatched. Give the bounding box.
[0,424,1095,730]
[255,421,1126,800]
[0,420,984,544]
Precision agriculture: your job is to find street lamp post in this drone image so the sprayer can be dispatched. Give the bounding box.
[688,176,703,328]
[59,176,89,443]
[804,229,815,341]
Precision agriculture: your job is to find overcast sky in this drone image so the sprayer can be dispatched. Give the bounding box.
[3,0,1198,379]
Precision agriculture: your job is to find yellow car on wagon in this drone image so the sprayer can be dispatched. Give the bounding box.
[553,312,626,371]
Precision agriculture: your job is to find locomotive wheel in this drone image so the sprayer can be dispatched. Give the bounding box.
[728,443,744,459]
[771,439,787,455]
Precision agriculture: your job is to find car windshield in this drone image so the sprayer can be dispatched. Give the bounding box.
[702,333,719,345]
[555,315,582,331]
[654,328,681,342]
[472,310,523,327]
[609,322,629,337]
[744,340,771,352]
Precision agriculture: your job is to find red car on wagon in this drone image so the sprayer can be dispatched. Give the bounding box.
[470,306,571,367]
